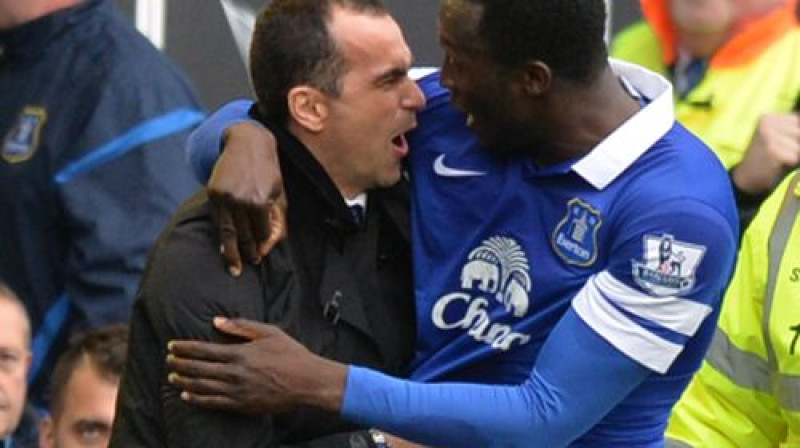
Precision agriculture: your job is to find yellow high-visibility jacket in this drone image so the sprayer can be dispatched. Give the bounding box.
[612,0,800,170]
[665,171,800,447]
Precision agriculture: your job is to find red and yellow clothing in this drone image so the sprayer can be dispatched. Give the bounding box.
[612,0,800,169]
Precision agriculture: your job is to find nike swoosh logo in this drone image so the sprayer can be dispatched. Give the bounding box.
[433,154,486,177]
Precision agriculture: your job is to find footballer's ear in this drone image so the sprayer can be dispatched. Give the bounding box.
[517,60,552,96]
[287,86,328,133]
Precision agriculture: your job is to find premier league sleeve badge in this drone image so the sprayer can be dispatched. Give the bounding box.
[632,233,707,296]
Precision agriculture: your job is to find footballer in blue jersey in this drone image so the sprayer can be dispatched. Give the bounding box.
[349,59,737,447]
[406,61,737,387]
[169,0,738,446]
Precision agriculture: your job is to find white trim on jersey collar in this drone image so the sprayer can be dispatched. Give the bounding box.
[410,67,438,81]
[571,59,676,190]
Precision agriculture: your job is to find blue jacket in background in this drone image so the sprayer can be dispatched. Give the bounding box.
[0,0,204,406]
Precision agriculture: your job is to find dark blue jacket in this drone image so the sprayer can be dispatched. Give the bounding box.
[0,405,39,448]
[0,0,204,405]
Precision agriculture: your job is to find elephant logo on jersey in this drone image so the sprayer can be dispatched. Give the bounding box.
[632,234,706,296]
[432,236,532,351]
[461,237,531,317]
[552,198,601,266]
[2,107,47,164]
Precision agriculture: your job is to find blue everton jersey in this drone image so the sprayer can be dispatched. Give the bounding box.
[400,61,738,444]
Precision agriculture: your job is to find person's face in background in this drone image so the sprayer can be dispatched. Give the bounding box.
[669,0,736,35]
[0,298,30,440]
[39,359,119,448]
[669,0,787,35]
[669,0,789,57]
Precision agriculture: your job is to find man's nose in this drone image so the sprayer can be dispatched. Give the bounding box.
[402,80,426,110]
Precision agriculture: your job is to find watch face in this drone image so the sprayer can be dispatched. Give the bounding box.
[369,429,389,447]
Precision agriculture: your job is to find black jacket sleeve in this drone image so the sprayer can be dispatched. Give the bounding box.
[110,196,373,448]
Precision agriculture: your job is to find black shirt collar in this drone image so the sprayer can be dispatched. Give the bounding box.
[250,107,362,232]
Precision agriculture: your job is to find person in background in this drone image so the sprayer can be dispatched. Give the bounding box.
[612,0,800,229]
[0,0,204,406]
[38,325,127,448]
[0,283,36,448]
[664,170,800,446]
[167,0,738,445]
[110,0,422,446]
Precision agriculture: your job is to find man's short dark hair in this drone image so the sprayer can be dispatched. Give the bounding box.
[249,0,388,124]
[467,0,608,84]
[47,324,128,417]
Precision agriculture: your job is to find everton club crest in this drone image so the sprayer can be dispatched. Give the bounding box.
[552,198,602,266]
[3,107,47,163]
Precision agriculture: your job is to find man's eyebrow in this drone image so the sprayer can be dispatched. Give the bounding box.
[73,419,111,431]
[0,346,23,354]
[375,66,410,84]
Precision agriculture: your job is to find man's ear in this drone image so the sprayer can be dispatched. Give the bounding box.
[518,61,552,96]
[39,415,54,448]
[287,86,328,133]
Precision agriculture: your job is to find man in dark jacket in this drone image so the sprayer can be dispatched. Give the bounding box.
[109,0,425,446]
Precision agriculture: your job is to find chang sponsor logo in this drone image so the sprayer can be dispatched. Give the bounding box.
[431,236,532,351]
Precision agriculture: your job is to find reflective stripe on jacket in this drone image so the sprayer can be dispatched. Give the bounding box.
[666,171,800,447]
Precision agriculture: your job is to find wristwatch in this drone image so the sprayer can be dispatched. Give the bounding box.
[368,429,392,448]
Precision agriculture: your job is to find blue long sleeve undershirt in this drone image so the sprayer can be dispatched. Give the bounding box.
[186,99,254,183]
[343,309,652,448]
